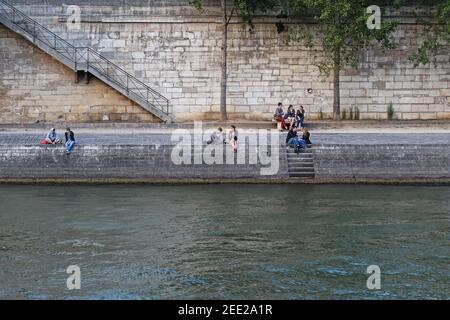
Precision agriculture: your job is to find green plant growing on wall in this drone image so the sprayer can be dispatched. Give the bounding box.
[189,0,275,120]
[387,102,395,120]
[318,108,324,120]
[349,107,354,120]
[284,0,399,120]
[355,106,360,120]
[408,0,450,67]
[342,108,347,120]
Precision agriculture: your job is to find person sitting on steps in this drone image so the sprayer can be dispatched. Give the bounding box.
[65,127,76,155]
[302,127,312,146]
[286,127,307,153]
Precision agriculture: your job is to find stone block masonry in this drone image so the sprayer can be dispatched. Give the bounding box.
[0,144,289,180]
[0,25,160,124]
[0,132,449,182]
[0,1,449,123]
[0,142,448,182]
[314,145,450,179]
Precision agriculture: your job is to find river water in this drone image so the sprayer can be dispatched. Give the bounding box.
[0,184,448,300]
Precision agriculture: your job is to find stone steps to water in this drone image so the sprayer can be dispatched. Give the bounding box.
[286,150,313,154]
[286,147,315,179]
[289,162,314,167]
[290,172,315,178]
[288,166,315,171]
[288,160,314,165]
[287,155,313,160]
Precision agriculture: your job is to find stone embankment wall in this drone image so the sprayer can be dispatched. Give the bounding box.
[313,145,450,179]
[0,143,448,181]
[0,0,449,123]
[0,144,289,180]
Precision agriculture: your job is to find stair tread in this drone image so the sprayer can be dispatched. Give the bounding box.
[287,155,313,157]
[288,162,313,164]
[290,175,316,178]
[286,144,315,179]
[290,173,315,175]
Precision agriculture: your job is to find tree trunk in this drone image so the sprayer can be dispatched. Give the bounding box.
[220,1,228,120]
[333,53,341,121]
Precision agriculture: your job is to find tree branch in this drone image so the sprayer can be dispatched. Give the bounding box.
[227,5,236,25]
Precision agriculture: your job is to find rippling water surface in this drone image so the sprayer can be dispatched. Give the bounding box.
[0,184,448,299]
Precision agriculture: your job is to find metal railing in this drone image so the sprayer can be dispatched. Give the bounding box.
[0,0,170,117]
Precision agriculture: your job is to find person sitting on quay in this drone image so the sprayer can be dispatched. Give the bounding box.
[285,127,307,153]
[274,102,287,130]
[295,106,305,129]
[207,127,225,145]
[285,105,296,129]
[41,128,61,145]
[65,127,76,155]
[228,125,239,153]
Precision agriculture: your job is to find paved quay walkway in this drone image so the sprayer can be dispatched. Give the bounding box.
[1,121,449,145]
[0,132,449,145]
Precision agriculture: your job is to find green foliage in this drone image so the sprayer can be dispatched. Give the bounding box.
[409,0,450,67]
[189,0,276,28]
[318,108,324,120]
[285,1,399,119]
[286,0,399,75]
[354,106,360,120]
[342,106,360,120]
[387,102,395,120]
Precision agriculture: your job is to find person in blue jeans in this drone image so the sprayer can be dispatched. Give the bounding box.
[65,127,76,154]
[294,137,307,153]
[295,106,305,129]
[286,127,307,153]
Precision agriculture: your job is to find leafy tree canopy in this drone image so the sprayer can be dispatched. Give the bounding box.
[189,0,277,28]
[407,0,450,66]
[285,0,399,75]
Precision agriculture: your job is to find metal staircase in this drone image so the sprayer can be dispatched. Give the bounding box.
[0,0,172,122]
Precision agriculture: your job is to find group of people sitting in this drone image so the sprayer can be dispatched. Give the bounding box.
[207,125,239,152]
[274,102,305,131]
[286,126,311,153]
[274,102,312,153]
[40,127,76,154]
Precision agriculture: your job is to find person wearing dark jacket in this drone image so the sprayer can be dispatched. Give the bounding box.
[286,127,307,153]
[65,127,76,154]
[284,105,295,129]
[295,106,305,128]
[286,127,298,144]
[302,127,312,145]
